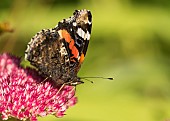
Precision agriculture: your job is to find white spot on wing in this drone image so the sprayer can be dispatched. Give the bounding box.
[73,22,77,26]
[77,28,85,39]
[86,31,91,40]
[88,21,92,25]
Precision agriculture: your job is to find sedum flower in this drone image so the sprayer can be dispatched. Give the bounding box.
[0,53,77,121]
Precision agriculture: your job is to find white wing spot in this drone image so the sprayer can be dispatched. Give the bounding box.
[77,28,85,39]
[73,22,77,26]
[86,31,91,40]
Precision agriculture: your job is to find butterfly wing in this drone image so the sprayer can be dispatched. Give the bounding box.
[25,28,70,82]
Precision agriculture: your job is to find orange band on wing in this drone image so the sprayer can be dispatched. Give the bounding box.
[79,53,84,64]
[71,46,79,58]
[69,39,74,49]
[62,29,71,43]
[61,29,79,59]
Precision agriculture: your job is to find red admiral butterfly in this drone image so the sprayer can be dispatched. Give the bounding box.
[25,9,92,86]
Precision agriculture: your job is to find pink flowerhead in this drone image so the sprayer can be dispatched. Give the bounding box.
[0,53,77,121]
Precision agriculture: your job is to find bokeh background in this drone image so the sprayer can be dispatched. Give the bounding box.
[1,0,170,121]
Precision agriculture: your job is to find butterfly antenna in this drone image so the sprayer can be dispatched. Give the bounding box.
[80,77,114,84]
[81,78,94,84]
[81,77,114,80]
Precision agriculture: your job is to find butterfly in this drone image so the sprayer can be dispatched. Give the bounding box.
[25,9,92,86]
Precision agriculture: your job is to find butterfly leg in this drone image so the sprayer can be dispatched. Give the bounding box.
[40,77,49,84]
[56,83,66,95]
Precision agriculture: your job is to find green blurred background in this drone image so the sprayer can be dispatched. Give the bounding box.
[1,0,170,121]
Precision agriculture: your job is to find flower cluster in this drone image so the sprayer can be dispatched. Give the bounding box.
[0,53,77,121]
